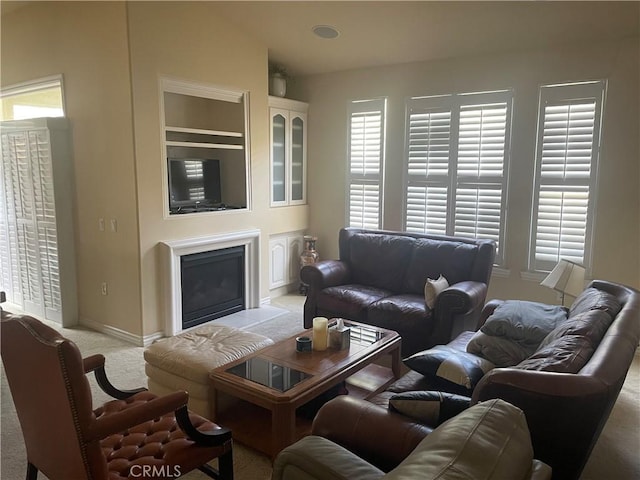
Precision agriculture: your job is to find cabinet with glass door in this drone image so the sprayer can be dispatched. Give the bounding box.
[269,97,308,207]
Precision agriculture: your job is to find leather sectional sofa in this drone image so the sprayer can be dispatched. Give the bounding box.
[365,280,640,480]
[301,228,496,355]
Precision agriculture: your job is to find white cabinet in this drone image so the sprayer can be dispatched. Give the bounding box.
[0,118,77,325]
[269,97,308,207]
[269,232,303,290]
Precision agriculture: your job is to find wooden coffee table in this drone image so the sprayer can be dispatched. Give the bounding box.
[210,321,401,456]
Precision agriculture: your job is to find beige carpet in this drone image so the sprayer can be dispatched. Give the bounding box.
[2,295,639,479]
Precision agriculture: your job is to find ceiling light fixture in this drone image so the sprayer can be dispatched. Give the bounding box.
[312,25,340,39]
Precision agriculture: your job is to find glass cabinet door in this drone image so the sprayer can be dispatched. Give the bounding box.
[271,113,287,203]
[290,115,304,202]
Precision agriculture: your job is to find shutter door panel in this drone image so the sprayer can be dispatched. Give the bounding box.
[405,185,448,235]
[349,181,380,230]
[454,186,502,246]
[407,110,450,177]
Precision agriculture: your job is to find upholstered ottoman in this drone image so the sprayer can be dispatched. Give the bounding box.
[144,324,274,420]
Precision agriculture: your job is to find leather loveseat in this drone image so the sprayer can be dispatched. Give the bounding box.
[367,280,640,480]
[301,228,496,355]
[272,397,552,480]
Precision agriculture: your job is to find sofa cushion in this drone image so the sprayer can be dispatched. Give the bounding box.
[538,309,613,350]
[467,331,536,367]
[404,239,478,293]
[424,275,449,309]
[349,234,414,292]
[318,284,391,321]
[403,344,494,393]
[516,335,595,373]
[481,300,568,347]
[389,391,471,425]
[384,399,538,480]
[570,287,622,319]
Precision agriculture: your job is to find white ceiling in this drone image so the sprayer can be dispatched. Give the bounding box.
[213,1,640,76]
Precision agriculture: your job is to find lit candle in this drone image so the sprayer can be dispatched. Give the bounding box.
[312,317,329,351]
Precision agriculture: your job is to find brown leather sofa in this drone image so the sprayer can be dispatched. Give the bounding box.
[301,228,496,355]
[272,397,552,480]
[367,280,640,480]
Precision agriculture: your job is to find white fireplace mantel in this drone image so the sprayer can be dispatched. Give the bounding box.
[159,229,261,336]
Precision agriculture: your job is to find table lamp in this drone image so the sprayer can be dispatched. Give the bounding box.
[540,259,586,305]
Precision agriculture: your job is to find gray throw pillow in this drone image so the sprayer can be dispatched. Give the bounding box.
[481,300,568,346]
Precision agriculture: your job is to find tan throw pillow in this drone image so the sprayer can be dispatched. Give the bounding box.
[424,275,449,309]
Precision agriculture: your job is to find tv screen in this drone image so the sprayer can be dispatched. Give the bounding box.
[168,158,222,209]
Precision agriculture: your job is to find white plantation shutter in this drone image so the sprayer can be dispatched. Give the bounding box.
[530,81,605,271]
[404,91,511,264]
[347,98,386,229]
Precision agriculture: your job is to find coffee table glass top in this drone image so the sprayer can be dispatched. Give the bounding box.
[344,322,385,345]
[226,357,312,392]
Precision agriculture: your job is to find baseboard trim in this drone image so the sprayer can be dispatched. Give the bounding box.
[80,318,164,347]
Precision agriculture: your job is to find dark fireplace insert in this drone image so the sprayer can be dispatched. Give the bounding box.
[180,246,245,330]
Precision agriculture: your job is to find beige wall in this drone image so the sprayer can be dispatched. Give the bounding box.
[2,2,309,339]
[1,2,143,333]
[126,2,308,336]
[294,38,640,303]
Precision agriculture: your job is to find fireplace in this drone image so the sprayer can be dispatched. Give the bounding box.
[160,229,260,336]
[181,246,245,330]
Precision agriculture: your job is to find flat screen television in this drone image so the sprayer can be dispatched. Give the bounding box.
[168,158,222,210]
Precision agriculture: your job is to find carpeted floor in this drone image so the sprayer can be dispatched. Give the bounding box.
[1,295,639,479]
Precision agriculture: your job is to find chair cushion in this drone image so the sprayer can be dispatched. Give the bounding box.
[97,391,229,479]
[403,239,478,293]
[318,284,391,321]
[384,399,537,480]
[348,234,414,292]
[538,309,613,350]
[569,287,622,319]
[516,335,595,373]
[403,344,494,393]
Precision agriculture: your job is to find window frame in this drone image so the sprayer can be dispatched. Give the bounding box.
[402,90,513,266]
[0,75,66,120]
[528,80,606,274]
[346,98,387,230]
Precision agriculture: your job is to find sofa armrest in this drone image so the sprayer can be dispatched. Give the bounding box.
[431,281,488,344]
[272,435,385,480]
[311,396,432,472]
[301,260,351,290]
[302,260,352,328]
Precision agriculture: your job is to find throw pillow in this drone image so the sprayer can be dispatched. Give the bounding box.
[389,391,471,426]
[466,331,536,367]
[403,344,494,393]
[424,275,449,309]
[481,300,568,347]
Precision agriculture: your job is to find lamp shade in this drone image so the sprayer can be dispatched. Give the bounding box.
[540,259,586,298]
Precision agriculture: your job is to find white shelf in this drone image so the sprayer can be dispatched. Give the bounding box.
[165,126,243,138]
[166,141,243,150]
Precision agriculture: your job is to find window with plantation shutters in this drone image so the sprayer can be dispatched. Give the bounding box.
[347,98,386,229]
[404,91,512,265]
[530,81,605,272]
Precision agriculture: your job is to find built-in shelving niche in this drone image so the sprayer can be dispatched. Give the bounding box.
[160,78,250,216]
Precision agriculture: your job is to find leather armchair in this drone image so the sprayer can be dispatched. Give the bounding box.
[1,313,234,480]
[272,396,551,480]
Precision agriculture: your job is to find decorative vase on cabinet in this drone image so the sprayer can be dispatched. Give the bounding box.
[299,235,319,294]
[270,73,287,98]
